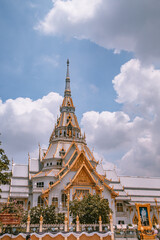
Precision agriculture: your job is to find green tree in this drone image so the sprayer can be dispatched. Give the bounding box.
[30,205,64,224]
[0,139,11,192]
[70,194,111,224]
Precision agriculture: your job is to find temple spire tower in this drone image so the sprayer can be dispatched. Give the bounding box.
[49,60,85,144]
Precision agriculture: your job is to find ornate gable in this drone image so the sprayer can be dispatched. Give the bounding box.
[73,166,93,185]
[71,152,92,171]
[65,163,101,191]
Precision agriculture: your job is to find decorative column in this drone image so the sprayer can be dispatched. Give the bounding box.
[99,216,102,232]
[67,191,70,228]
[64,215,68,232]
[155,198,160,225]
[26,214,30,233]
[76,215,80,232]
[110,213,114,240]
[39,215,43,233]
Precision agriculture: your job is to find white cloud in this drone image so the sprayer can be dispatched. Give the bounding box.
[0,92,63,163]
[113,59,160,117]
[37,0,160,63]
[81,59,160,177]
[1,58,160,177]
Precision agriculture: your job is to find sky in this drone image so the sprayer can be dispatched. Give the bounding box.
[1,0,160,177]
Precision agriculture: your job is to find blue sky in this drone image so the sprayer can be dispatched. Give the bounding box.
[0,0,132,116]
[1,0,160,177]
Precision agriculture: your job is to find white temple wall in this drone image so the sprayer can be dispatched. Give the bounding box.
[102,188,117,224]
[48,171,74,206]
[32,192,41,207]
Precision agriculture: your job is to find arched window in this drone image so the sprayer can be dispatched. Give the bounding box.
[38,196,43,207]
[52,197,58,208]
[117,203,123,212]
[28,201,31,211]
[133,214,138,225]
[62,193,67,208]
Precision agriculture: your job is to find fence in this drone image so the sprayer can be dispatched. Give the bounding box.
[2,215,160,240]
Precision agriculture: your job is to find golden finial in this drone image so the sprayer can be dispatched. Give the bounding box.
[40,215,43,221]
[99,216,102,222]
[76,215,79,222]
[27,214,30,221]
[109,212,112,220]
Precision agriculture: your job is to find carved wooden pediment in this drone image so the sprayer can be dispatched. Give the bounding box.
[73,167,93,185]
[71,152,91,171]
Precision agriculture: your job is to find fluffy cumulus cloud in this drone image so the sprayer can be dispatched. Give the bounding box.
[37,0,160,63]
[1,59,160,176]
[0,92,63,163]
[81,59,160,177]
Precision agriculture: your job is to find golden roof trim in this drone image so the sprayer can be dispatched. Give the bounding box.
[42,143,52,160]
[64,162,101,191]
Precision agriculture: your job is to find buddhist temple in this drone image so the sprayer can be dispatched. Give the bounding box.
[0,60,160,225]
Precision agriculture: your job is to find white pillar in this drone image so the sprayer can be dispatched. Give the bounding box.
[110,213,114,240]
[65,215,68,232]
[99,216,102,232]
[76,215,80,232]
[26,214,30,233]
[39,215,43,233]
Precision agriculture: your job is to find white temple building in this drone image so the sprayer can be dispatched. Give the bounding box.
[0,60,160,225]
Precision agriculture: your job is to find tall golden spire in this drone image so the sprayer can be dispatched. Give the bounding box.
[64,59,71,97]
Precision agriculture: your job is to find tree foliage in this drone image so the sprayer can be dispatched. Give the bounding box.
[0,139,11,191]
[70,194,111,224]
[30,205,64,224]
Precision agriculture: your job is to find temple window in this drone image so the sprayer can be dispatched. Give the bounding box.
[117,203,123,212]
[57,161,62,166]
[118,220,125,224]
[52,197,58,208]
[37,182,44,188]
[67,115,72,123]
[75,189,89,199]
[38,196,43,207]
[49,181,54,185]
[62,193,67,208]
[59,148,65,156]
[28,201,31,211]
[47,163,49,166]
[50,162,52,166]
[133,214,138,225]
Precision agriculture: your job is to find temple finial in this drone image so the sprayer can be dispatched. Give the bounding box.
[64,59,71,97]
[66,59,69,78]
